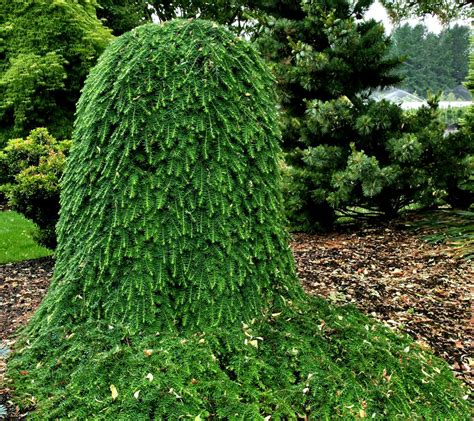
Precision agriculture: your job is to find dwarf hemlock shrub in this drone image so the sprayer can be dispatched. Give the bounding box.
[50,19,301,330]
[7,20,469,419]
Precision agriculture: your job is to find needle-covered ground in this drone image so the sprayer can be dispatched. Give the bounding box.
[293,223,473,389]
[4,296,470,419]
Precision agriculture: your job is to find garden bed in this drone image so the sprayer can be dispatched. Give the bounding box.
[292,224,472,390]
[0,223,471,411]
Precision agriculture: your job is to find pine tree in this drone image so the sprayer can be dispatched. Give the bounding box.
[251,0,402,229]
[7,20,468,419]
[466,34,474,94]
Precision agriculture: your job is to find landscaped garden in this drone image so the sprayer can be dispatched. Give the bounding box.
[0,0,472,419]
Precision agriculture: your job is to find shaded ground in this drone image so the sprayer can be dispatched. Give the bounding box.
[0,257,54,342]
[0,224,472,415]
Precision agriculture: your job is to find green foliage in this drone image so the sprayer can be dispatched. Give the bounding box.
[406,210,474,260]
[439,106,470,126]
[0,0,112,146]
[440,105,474,209]
[285,97,474,229]
[245,0,402,230]
[96,0,248,35]
[0,128,70,248]
[466,34,474,94]
[380,0,472,23]
[8,297,469,419]
[283,18,474,231]
[96,0,151,35]
[148,0,246,23]
[7,20,468,419]
[20,19,301,332]
[0,210,52,264]
[0,52,67,143]
[391,24,470,97]
[253,0,401,152]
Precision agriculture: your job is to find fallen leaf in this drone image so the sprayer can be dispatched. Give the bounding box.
[110,384,118,400]
[248,339,258,348]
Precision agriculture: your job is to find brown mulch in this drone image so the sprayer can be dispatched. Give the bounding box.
[0,257,54,414]
[292,225,473,389]
[0,257,54,342]
[0,225,472,397]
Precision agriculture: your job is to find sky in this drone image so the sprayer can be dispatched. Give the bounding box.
[365,0,469,34]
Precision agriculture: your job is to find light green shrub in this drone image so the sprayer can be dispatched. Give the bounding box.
[0,128,70,247]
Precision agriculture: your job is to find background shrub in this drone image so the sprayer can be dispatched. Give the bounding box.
[0,0,112,146]
[440,107,474,209]
[285,97,473,230]
[0,128,70,248]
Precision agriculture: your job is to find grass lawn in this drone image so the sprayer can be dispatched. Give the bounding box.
[0,211,52,264]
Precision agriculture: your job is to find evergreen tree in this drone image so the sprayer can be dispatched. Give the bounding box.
[381,0,471,23]
[464,33,474,93]
[96,0,152,35]
[7,20,468,419]
[96,0,248,34]
[254,0,401,150]
[34,18,300,330]
[0,0,112,146]
[249,0,402,228]
[391,23,470,97]
[148,0,246,25]
[441,25,470,86]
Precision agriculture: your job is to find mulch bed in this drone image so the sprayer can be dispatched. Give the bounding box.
[292,225,472,390]
[0,223,472,415]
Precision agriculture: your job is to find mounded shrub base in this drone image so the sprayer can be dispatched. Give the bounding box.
[8,296,468,419]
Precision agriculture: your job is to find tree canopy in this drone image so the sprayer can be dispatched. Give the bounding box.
[96,0,248,34]
[381,0,472,23]
[0,0,112,146]
[96,0,152,35]
[391,23,470,97]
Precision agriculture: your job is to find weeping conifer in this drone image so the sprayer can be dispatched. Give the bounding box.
[7,20,468,419]
[35,18,301,331]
